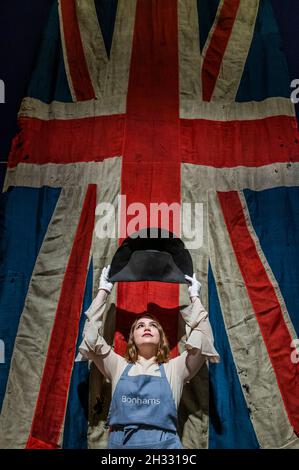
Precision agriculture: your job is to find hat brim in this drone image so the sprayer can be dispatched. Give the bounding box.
[109,250,191,283]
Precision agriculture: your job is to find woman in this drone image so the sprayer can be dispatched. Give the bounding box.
[79,266,220,449]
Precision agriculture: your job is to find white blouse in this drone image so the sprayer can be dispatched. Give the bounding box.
[79,290,220,409]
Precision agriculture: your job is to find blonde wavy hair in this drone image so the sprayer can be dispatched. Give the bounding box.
[124,313,170,364]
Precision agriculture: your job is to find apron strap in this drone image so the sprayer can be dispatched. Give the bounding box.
[159,363,166,378]
[123,363,134,376]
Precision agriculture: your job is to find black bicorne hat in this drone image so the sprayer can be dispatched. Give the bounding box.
[108,227,193,283]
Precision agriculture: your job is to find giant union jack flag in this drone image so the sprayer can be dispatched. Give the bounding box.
[0,0,299,449]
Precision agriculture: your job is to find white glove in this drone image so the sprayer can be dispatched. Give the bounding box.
[99,265,114,293]
[184,273,201,298]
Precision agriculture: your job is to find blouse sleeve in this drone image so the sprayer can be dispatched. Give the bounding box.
[174,297,220,384]
[78,289,125,381]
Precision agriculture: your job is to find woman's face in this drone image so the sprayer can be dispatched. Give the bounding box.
[133,317,160,350]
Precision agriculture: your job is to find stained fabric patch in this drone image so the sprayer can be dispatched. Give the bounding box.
[0,186,61,412]
[94,0,118,58]
[208,263,260,449]
[243,187,299,336]
[236,0,290,101]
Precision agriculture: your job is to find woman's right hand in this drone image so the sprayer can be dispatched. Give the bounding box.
[99,265,114,293]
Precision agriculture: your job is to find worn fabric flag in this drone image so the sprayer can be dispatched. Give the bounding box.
[0,0,299,449]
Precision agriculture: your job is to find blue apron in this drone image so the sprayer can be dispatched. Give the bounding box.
[106,362,183,449]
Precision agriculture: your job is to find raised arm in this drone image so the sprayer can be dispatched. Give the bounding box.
[78,266,125,381]
[175,274,220,384]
